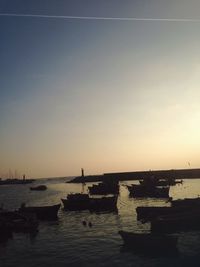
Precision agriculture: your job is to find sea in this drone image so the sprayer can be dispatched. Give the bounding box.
[1,178,200,267]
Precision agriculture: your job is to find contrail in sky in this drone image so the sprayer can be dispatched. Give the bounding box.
[0,13,200,22]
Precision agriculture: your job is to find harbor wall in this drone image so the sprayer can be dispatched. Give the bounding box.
[69,168,200,183]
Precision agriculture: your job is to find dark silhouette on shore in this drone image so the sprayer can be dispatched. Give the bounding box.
[68,168,200,183]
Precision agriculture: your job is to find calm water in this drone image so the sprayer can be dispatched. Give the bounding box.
[1,178,200,267]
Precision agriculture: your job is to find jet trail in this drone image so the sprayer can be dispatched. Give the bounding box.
[0,13,200,22]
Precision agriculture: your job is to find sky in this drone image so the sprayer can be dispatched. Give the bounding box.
[1,0,200,178]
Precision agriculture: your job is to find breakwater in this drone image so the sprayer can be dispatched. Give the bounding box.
[0,178,35,185]
[69,168,200,183]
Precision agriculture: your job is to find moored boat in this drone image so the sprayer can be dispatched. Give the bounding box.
[118,230,178,253]
[30,185,47,191]
[140,179,169,186]
[0,222,13,243]
[171,197,200,207]
[127,184,169,198]
[89,195,118,212]
[88,181,119,195]
[61,193,118,212]
[151,209,200,233]
[61,193,90,211]
[0,210,38,233]
[19,203,60,220]
[139,177,182,187]
[136,205,194,221]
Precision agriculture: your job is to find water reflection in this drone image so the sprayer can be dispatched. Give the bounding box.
[1,178,200,267]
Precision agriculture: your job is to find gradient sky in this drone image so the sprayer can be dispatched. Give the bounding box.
[1,0,200,178]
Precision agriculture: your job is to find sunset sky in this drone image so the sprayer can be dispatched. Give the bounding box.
[1,0,200,178]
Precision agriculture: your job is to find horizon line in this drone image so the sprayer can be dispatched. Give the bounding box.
[1,13,200,22]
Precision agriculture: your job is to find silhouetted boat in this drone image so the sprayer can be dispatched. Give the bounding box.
[30,185,47,191]
[0,217,13,243]
[139,179,182,187]
[61,194,118,212]
[0,210,38,233]
[19,204,60,220]
[89,195,118,212]
[140,179,167,186]
[136,206,194,221]
[127,184,169,198]
[61,193,90,211]
[151,209,200,233]
[118,230,178,253]
[88,181,119,195]
[171,197,200,207]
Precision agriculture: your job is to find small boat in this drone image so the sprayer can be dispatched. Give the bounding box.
[19,203,60,220]
[140,179,169,186]
[61,193,118,212]
[0,229,12,243]
[151,209,200,233]
[89,195,118,212]
[30,185,47,191]
[0,210,38,233]
[0,221,13,243]
[127,184,169,198]
[136,206,195,221]
[88,181,119,195]
[139,177,182,187]
[139,179,172,187]
[118,230,178,253]
[171,197,200,207]
[61,193,90,211]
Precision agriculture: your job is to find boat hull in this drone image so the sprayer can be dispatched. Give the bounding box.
[61,198,90,211]
[127,185,169,198]
[151,210,200,233]
[171,197,200,208]
[61,194,118,212]
[89,196,118,212]
[119,230,178,253]
[30,185,47,191]
[0,211,38,234]
[88,182,119,195]
[19,204,61,220]
[136,206,195,221]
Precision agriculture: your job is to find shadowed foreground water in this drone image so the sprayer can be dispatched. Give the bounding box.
[1,178,200,267]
